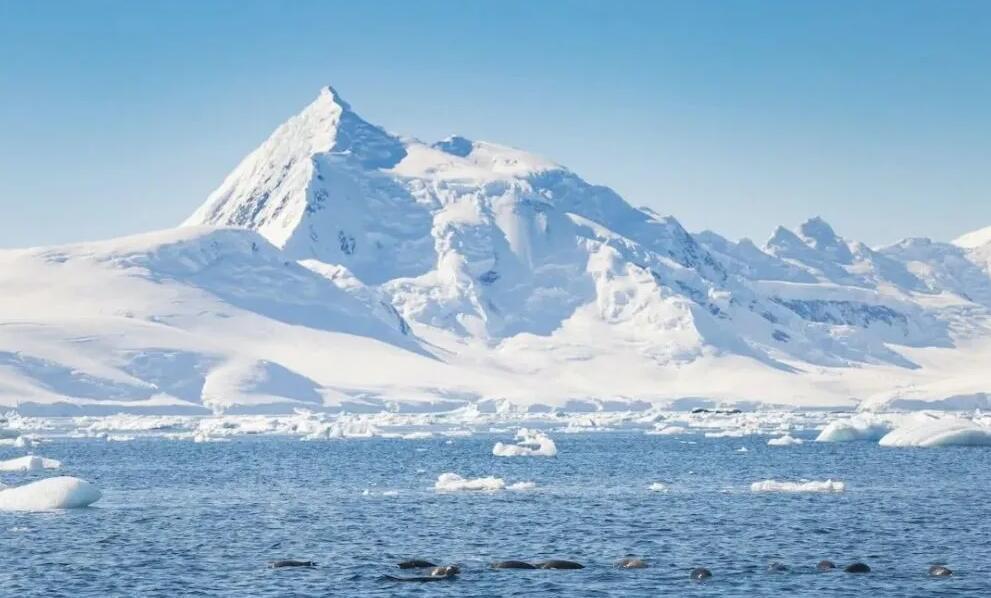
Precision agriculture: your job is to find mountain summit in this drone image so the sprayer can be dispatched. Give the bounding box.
[1,86,989,414]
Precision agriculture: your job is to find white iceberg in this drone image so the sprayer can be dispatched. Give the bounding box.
[767,434,804,446]
[435,473,506,492]
[646,425,688,436]
[0,476,102,511]
[492,428,557,457]
[879,417,991,448]
[816,415,892,442]
[0,455,61,472]
[750,479,845,493]
[648,482,668,492]
[507,481,537,491]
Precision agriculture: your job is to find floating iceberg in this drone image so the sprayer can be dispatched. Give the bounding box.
[750,479,845,493]
[646,425,688,436]
[816,415,893,442]
[0,455,61,472]
[435,473,506,492]
[492,428,558,457]
[434,472,534,492]
[507,481,537,491]
[0,476,102,511]
[648,482,668,492]
[879,417,991,448]
[767,434,804,446]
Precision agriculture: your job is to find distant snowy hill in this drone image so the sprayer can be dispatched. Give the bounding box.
[2,86,990,414]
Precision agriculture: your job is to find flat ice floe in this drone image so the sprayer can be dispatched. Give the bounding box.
[750,479,845,493]
[0,455,61,472]
[0,476,102,511]
[878,416,991,448]
[646,425,688,436]
[767,434,804,446]
[492,428,557,457]
[816,414,893,442]
[648,482,668,492]
[434,473,535,492]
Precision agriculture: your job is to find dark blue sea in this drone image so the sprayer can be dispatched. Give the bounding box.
[2,432,989,596]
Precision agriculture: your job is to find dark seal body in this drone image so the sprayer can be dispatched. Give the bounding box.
[383,565,460,582]
[398,559,436,569]
[691,567,712,580]
[537,560,584,570]
[844,562,871,573]
[617,558,648,569]
[816,560,836,571]
[492,560,536,569]
[929,565,953,577]
[270,560,315,569]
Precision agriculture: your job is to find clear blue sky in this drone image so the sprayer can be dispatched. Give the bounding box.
[1,1,989,248]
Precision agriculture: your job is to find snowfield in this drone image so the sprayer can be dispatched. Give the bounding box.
[1,85,990,415]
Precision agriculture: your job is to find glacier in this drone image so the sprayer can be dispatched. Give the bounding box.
[1,85,990,415]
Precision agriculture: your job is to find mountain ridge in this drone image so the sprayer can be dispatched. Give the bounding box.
[1,86,990,414]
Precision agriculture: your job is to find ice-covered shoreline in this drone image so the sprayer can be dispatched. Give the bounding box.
[3,407,989,449]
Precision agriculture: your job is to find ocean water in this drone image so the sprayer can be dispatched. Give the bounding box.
[2,432,990,597]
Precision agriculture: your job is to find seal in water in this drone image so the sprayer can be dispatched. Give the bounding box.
[616,557,648,569]
[398,559,436,569]
[691,567,712,580]
[929,565,953,577]
[537,560,584,570]
[816,560,837,571]
[270,560,316,569]
[767,562,789,573]
[492,561,537,569]
[383,565,460,582]
[844,562,871,573]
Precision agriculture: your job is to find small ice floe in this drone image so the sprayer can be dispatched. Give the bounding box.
[13,435,37,448]
[0,455,61,472]
[735,447,749,453]
[646,425,687,436]
[401,432,434,440]
[434,473,535,492]
[750,479,845,493]
[362,489,400,497]
[492,428,557,457]
[192,431,230,443]
[767,434,804,446]
[296,413,382,440]
[507,481,537,491]
[816,415,892,442]
[648,482,668,492]
[704,429,749,438]
[879,416,991,448]
[0,476,102,511]
[435,473,505,492]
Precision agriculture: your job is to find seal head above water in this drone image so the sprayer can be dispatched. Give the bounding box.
[691,567,712,580]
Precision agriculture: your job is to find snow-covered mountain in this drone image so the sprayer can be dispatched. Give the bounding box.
[2,86,990,414]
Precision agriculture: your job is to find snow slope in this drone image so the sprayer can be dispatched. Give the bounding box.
[1,86,990,413]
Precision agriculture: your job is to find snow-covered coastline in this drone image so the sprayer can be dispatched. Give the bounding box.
[3,407,989,449]
[0,85,989,415]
